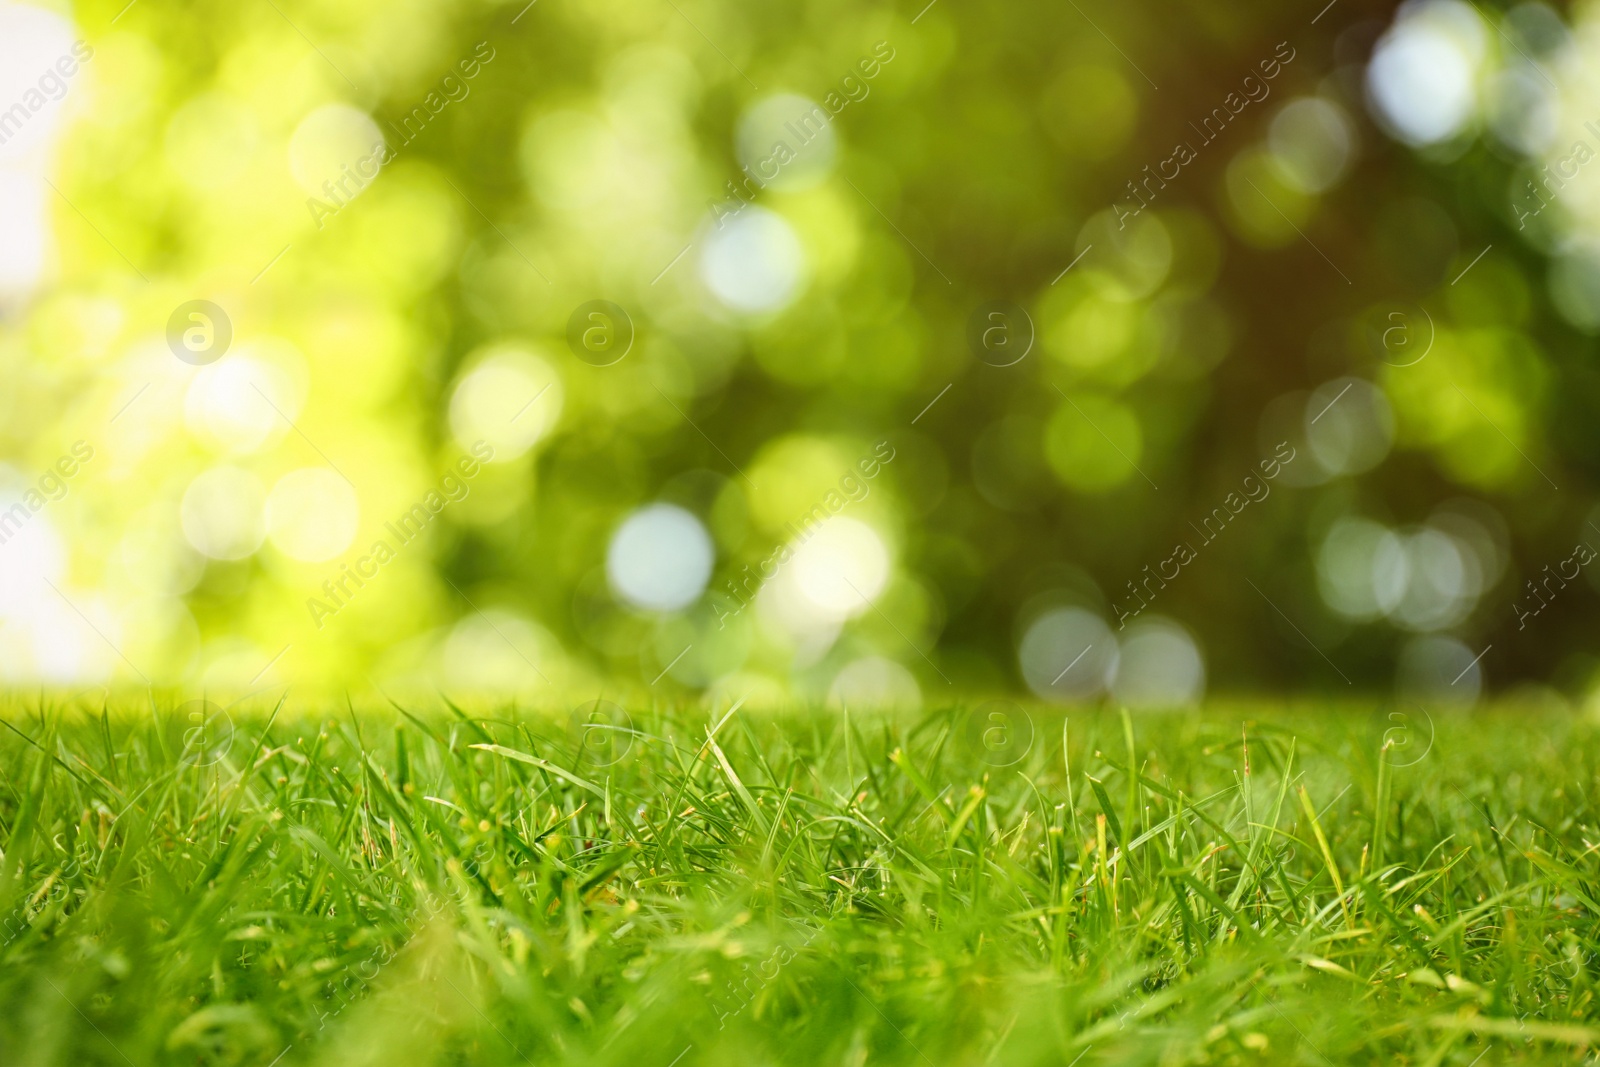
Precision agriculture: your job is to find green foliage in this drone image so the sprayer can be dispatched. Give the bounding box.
[2,699,1598,1064]
[9,0,1598,696]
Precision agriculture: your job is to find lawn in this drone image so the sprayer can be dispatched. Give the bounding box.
[1,696,1597,1065]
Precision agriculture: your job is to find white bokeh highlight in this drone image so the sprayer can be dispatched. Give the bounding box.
[449,345,563,461]
[181,465,266,561]
[787,517,889,621]
[606,503,714,612]
[1110,617,1205,708]
[701,206,807,313]
[1019,607,1118,702]
[184,349,304,456]
[1366,0,1486,147]
[0,4,84,303]
[1269,97,1356,193]
[828,655,921,710]
[288,103,385,198]
[736,94,837,193]
[1305,378,1394,478]
[266,468,359,562]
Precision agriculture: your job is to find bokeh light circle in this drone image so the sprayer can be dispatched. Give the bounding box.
[184,352,303,456]
[606,504,714,612]
[1110,617,1205,708]
[1304,378,1394,477]
[1019,608,1117,702]
[829,656,921,710]
[788,517,890,620]
[1549,242,1600,333]
[266,468,359,562]
[1396,528,1474,630]
[1486,68,1558,156]
[736,94,837,192]
[448,345,563,461]
[701,207,807,313]
[1317,517,1407,621]
[1044,394,1144,493]
[1366,2,1484,147]
[180,466,266,560]
[288,103,385,197]
[1397,634,1483,708]
[1076,209,1172,300]
[1269,97,1355,194]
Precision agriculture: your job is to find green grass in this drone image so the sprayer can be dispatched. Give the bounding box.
[2,696,1599,1065]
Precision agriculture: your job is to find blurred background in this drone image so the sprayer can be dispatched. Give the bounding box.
[2,0,1599,709]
